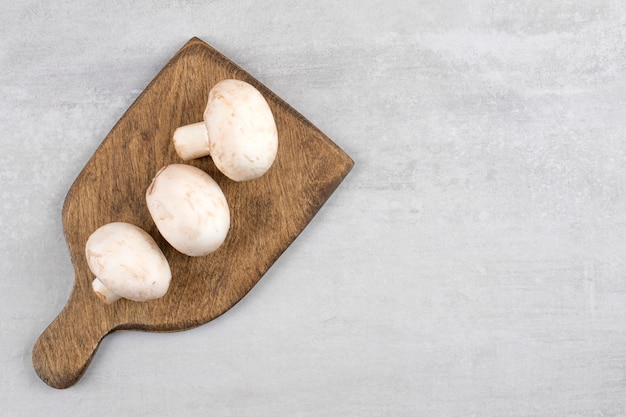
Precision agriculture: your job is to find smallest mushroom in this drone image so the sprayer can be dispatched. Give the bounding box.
[85,222,172,304]
[146,164,230,257]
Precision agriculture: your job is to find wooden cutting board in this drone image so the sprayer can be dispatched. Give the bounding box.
[32,37,353,389]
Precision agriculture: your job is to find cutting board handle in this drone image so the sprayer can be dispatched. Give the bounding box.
[32,292,112,389]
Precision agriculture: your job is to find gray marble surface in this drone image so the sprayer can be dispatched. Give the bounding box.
[2,1,626,415]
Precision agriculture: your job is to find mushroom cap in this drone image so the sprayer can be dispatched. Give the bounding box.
[85,222,172,302]
[146,164,230,256]
[204,79,278,182]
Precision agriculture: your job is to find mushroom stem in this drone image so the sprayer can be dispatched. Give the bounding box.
[91,278,121,304]
[172,121,210,161]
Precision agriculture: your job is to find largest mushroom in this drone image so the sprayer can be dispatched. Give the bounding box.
[172,79,278,182]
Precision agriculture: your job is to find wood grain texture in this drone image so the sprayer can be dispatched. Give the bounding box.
[31,37,353,389]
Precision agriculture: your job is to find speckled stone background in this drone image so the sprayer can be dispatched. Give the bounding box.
[2,1,625,416]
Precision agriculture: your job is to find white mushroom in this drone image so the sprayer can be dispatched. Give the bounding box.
[172,79,278,182]
[85,222,172,304]
[146,164,230,256]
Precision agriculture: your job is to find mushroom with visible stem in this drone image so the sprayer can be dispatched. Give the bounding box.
[146,164,230,257]
[173,79,278,182]
[85,222,172,304]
